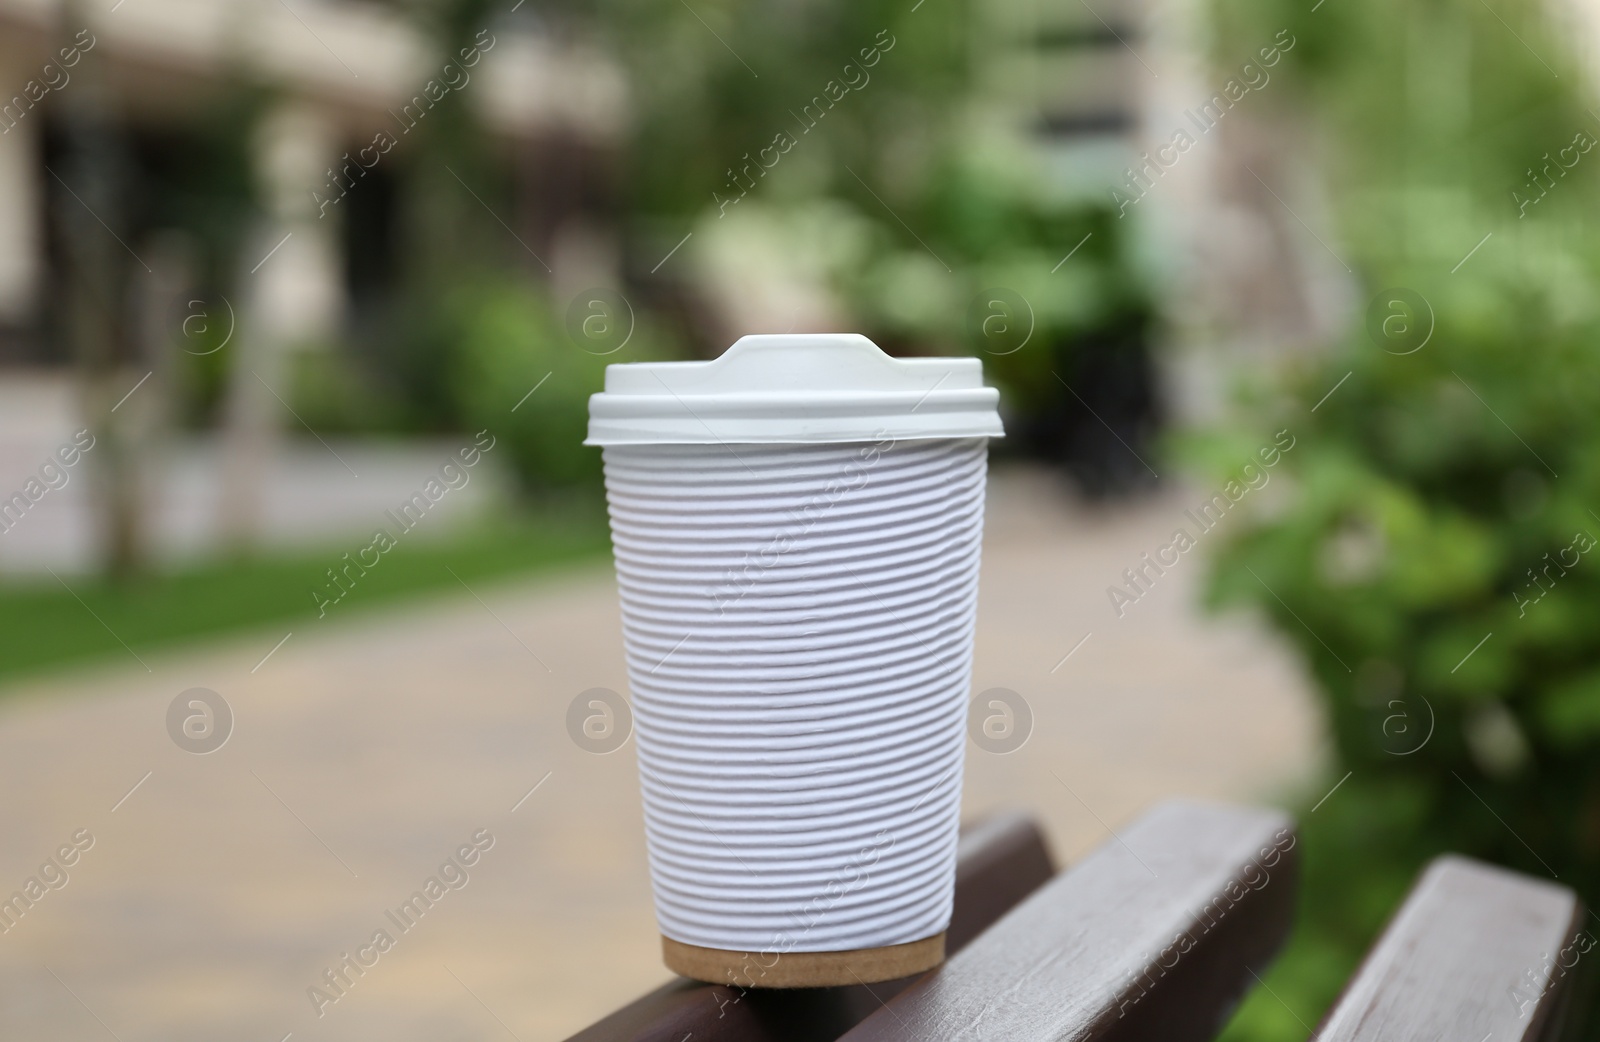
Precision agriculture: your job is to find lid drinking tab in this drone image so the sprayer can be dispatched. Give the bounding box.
[585,333,1004,446]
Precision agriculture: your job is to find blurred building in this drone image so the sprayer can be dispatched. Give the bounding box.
[0,0,627,572]
[981,0,1356,427]
[0,0,627,366]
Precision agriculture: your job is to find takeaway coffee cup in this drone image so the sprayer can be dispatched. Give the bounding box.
[586,333,1003,987]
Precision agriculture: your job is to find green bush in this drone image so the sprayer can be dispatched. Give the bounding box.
[849,146,1156,415]
[1192,0,1600,1035]
[447,281,678,494]
[1199,267,1600,1036]
[288,280,680,495]
[286,346,410,435]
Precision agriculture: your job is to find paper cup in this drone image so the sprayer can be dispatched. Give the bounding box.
[586,334,1003,987]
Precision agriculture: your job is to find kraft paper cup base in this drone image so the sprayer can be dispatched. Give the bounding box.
[662,932,946,988]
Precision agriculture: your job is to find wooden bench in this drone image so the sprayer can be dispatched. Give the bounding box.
[568,800,1591,1042]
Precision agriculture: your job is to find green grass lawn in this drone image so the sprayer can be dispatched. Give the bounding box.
[0,509,614,685]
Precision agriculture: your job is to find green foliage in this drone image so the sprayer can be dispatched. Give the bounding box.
[287,347,410,434]
[1205,276,1600,1037]
[302,0,1157,485]
[1195,0,1600,1036]
[868,147,1155,415]
[594,0,1158,422]
[291,275,679,493]
[446,280,679,493]
[591,0,974,220]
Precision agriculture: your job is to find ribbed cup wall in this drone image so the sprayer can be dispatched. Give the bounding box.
[602,437,988,953]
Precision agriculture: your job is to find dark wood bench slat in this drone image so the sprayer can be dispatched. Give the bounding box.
[564,811,1055,1042]
[944,811,1059,953]
[835,800,1298,1042]
[1315,855,1587,1042]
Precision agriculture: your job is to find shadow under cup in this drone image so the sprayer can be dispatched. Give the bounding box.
[602,435,989,987]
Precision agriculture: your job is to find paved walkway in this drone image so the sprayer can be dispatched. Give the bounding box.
[0,468,1322,1041]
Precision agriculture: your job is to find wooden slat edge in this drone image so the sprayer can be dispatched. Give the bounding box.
[837,799,1300,1042]
[1316,854,1588,1042]
[563,812,1056,1042]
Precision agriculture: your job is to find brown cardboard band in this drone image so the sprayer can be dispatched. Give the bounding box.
[661,931,946,988]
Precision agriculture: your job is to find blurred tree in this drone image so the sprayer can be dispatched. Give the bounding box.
[54,0,143,579]
[587,0,1161,491]
[298,0,1160,493]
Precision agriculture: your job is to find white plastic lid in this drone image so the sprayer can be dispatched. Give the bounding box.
[585,333,1004,446]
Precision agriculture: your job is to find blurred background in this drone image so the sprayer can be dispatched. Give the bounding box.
[0,0,1598,1037]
